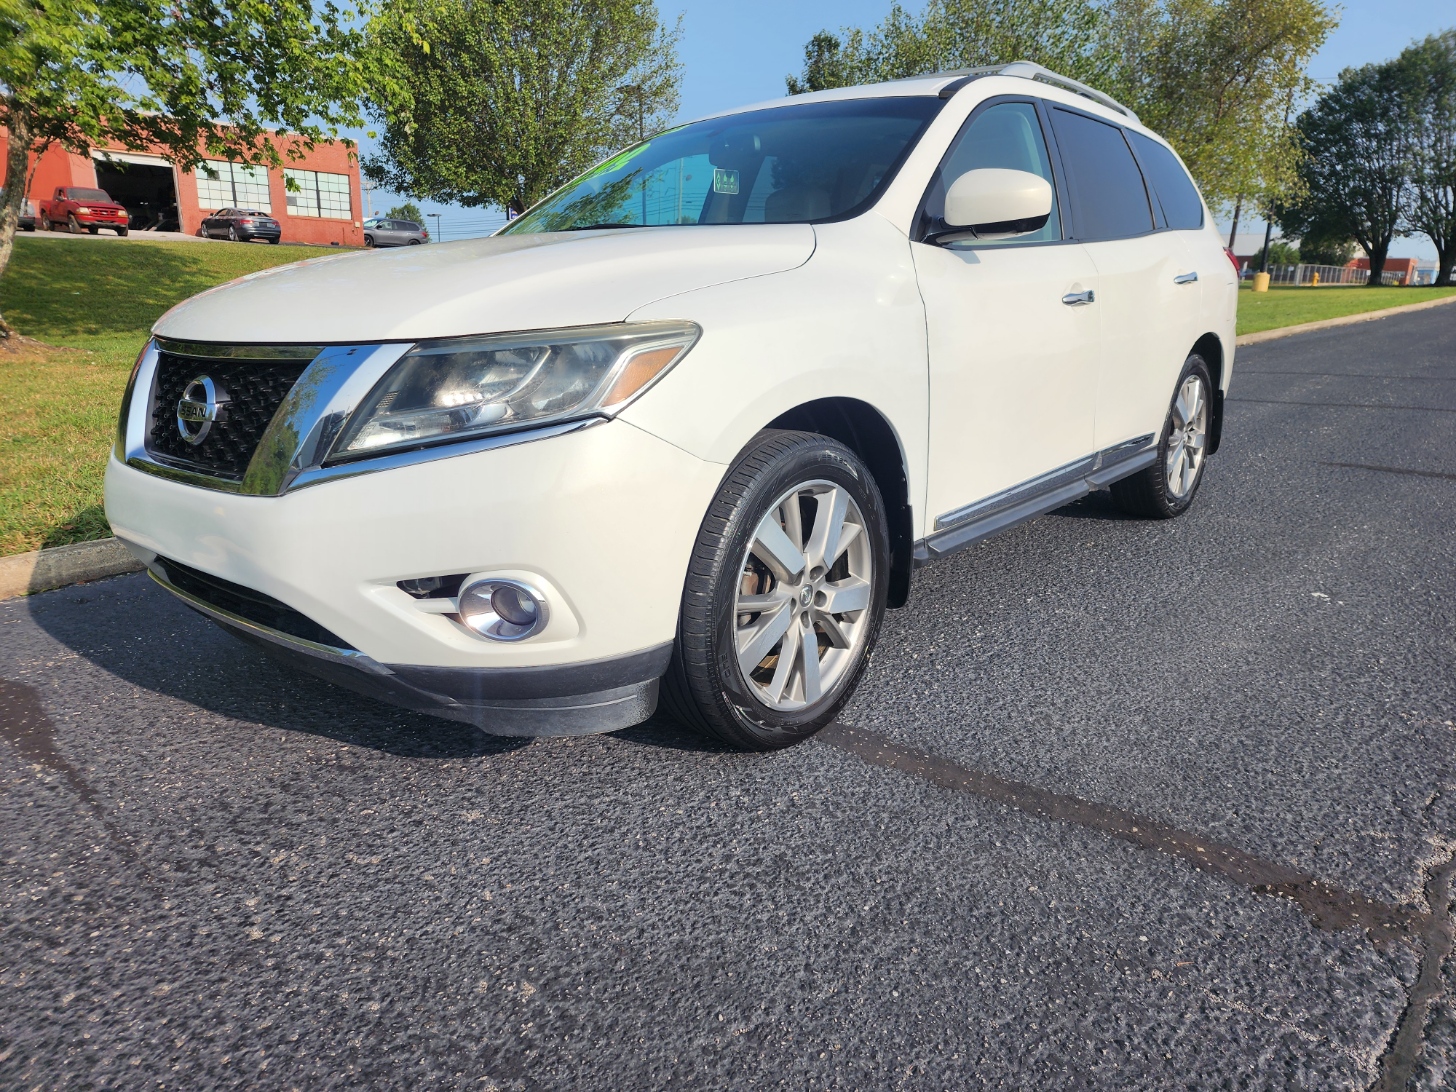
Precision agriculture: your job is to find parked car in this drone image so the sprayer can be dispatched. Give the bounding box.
[0,191,37,230]
[106,62,1237,750]
[41,186,128,235]
[363,217,428,247]
[199,208,281,243]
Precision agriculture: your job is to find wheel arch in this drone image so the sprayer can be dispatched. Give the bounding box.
[765,397,914,609]
[1191,332,1225,455]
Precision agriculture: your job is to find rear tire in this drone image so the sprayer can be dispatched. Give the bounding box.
[227,226,238,242]
[662,430,889,751]
[1111,354,1214,519]
[407,238,421,245]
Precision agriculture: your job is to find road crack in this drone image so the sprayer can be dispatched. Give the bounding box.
[820,722,1423,943]
[1373,836,1456,1091]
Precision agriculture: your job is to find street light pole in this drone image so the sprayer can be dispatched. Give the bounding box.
[429,213,442,242]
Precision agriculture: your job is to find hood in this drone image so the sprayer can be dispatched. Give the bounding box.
[153,225,816,344]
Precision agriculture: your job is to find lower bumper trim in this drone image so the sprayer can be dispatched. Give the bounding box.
[149,563,667,737]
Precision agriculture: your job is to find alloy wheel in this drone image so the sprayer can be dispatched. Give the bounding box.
[733,479,874,711]
[1165,373,1208,499]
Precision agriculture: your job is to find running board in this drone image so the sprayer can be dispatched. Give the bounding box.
[914,438,1155,565]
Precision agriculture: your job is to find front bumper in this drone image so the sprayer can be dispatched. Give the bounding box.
[106,418,724,735]
[151,557,670,735]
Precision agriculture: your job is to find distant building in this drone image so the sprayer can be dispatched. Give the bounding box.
[0,130,364,247]
[1350,256,1421,285]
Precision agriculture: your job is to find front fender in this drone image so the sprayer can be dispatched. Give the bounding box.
[619,215,930,537]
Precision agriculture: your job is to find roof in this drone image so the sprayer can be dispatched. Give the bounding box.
[691,60,1139,128]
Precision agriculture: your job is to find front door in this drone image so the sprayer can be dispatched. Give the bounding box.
[912,100,1100,536]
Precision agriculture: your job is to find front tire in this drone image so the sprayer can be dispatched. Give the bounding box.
[1111,354,1214,519]
[67,214,82,234]
[662,430,889,751]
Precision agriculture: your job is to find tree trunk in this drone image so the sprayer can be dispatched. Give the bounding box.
[1437,245,1455,287]
[0,107,31,336]
[1227,198,1241,250]
[1365,240,1390,286]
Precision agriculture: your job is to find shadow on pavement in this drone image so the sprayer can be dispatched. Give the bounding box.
[1047,489,1133,521]
[23,573,530,759]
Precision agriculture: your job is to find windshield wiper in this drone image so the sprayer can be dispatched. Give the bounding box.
[560,222,642,231]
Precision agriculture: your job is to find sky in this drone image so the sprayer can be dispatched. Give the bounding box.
[359,1,1456,258]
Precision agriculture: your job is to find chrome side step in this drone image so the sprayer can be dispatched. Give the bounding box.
[914,436,1156,565]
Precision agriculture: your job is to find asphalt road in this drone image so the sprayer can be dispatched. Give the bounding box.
[3,306,1455,1090]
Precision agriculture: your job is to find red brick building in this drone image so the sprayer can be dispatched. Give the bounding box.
[1350,256,1420,285]
[0,131,365,247]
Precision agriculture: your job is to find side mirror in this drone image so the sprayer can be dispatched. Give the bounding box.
[940,168,1053,240]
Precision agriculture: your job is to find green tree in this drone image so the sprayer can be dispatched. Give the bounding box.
[0,0,373,334]
[1401,31,1456,286]
[786,0,1105,94]
[1282,61,1416,285]
[364,0,682,217]
[785,0,1334,212]
[1295,230,1357,267]
[1098,0,1334,212]
[385,201,425,224]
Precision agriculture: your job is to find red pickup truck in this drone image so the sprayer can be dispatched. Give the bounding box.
[41,186,129,236]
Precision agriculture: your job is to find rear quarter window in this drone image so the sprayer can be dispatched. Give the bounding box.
[1049,108,1154,242]
[1127,130,1204,230]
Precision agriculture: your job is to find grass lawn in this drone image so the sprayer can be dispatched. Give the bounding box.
[0,235,319,555]
[1235,282,1456,335]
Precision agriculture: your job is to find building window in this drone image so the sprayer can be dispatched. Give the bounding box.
[195,161,271,211]
[285,169,352,219]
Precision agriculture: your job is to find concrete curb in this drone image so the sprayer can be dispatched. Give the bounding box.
[1235,292,1456,347]
[0,537,144,600]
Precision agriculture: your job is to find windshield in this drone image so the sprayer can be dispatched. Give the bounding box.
[504,97,942,234]
[69,188,112,202]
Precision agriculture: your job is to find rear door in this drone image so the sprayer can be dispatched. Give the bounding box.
[1048,107,1202,453]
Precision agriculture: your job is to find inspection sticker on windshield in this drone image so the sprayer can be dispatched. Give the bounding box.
[713,169,740,195]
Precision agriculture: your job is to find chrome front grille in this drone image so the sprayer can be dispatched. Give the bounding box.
[145,345,317,479]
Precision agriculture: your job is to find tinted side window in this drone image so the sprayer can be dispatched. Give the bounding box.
[1127,131,1204,229]
[1050,109,1153,242]
[922,101,1061,246]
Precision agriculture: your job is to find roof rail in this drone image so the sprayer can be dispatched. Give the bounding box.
[936,61,1139,124]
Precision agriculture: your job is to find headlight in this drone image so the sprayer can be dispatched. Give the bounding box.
[329,321,699,461]
[76,206,91,214]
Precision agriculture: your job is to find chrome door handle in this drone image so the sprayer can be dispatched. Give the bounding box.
[1062,290,1095,306]
[1173,271,1199,284]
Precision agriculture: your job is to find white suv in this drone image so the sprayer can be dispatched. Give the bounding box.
[106,63,1237,750]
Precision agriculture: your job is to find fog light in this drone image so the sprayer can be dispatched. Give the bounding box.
[457,578,549,641]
